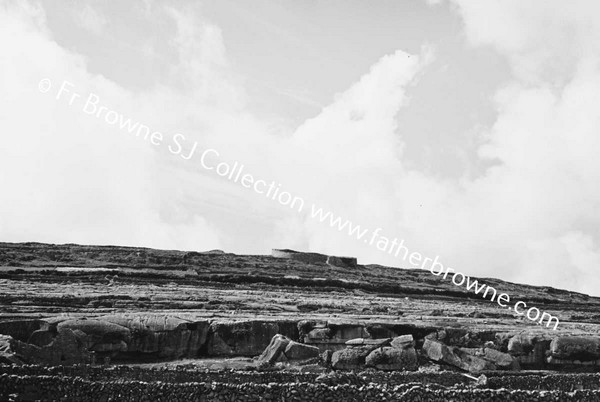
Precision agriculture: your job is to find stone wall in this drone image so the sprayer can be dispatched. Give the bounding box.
[271,249,357,268]
[3,365,600,390]
[2,372,600,401]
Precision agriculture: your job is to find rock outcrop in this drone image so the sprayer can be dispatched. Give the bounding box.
[423,339,518,373]
[3,242,600,400]
[57,319,130,353]
[391,334,416,349]
[208,320,297,357]
[0,320,45,342]
[101,314,210,358]
[257,335,320,365]
[1,330,91,365]
[546,336,600,367]
[506,332,552,367]
[362,335,418,371]
[365,347,418,371]
[284,340,320,361]
[0,334,24,364]
[550,337,600,360]
[331,346,374,370]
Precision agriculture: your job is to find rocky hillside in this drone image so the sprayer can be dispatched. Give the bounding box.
[1,242,600,401]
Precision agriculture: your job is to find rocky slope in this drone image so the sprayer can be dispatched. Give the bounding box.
[1,242,600,400]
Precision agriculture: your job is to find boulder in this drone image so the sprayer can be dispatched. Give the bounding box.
[258,335,322,365]
[391,335,415,350]
[0,335,24,365]
[331,346,373,370]
[422,339,451,362]
[422,339,495,373]
[284,341,320,361]
[550,337,600,361]
[5,329,90,365]
[482,348,520,370]
[257,334,290,364]
[507,333,551,367]
[508,334,536,355]
[57,319,130,353]
[36,328,90,365]
[460,347,520,370]
[365,346,418,371]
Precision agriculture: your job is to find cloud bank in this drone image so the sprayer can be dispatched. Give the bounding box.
[1,1,599,296]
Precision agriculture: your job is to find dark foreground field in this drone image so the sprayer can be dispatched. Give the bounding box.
[1,242,600,401]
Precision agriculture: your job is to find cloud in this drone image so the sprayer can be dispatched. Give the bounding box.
[278,1,600,296]
[410,0,600,294]
[0,2,221,250]
[72,4,107,35]
[454,0,600,83]
[2,1,600,297]
[287,49,431,254]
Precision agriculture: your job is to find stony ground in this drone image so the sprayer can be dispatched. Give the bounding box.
[1,242,600,401]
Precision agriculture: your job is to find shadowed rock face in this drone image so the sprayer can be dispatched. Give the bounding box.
[0,320,45,342]
[100,314,210,358]
[550,337,600,360]
[2,329,90,366]
[58,319,131,353]
[208,320,298,357]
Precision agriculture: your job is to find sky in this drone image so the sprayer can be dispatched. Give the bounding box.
[1,0,600,296]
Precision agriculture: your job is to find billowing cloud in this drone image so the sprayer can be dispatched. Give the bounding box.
[443,0,600,295]
[280,1,600,296]
[0,2,221,250]
[2,1,599,297]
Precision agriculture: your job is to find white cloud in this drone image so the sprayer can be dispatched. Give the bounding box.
[454,0,600,83]
[278,1,600,296]
[2,1,600,297]
[72,4,107,35]
[0,2,221,250]
[414,0,600,293]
